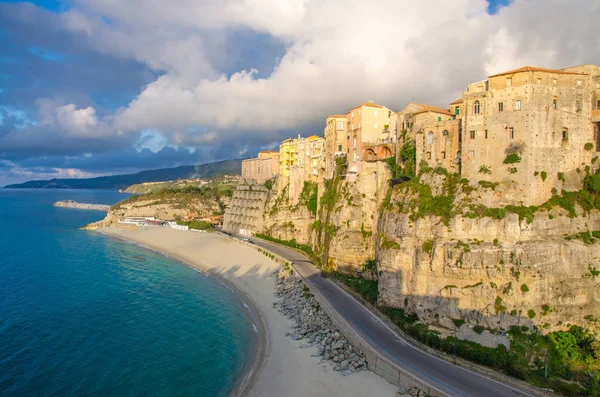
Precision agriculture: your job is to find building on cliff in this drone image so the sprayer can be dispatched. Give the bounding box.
[346,101,396,179]
[324,115,348,179]
[459,65,597,205]
[241,150,280,183]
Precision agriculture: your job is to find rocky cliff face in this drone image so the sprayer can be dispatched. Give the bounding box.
[321,161,391,272]
[261,179,315,244]
[377,171,600,334]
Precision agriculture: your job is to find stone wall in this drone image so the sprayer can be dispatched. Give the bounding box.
[223,181,269,235]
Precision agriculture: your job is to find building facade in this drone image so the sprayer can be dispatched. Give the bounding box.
[460,66,596,205]
[324,115,348,178]
[241,150,280,183]
[346,101,394,177]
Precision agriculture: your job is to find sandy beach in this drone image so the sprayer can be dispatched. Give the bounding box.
[99,226,397,397]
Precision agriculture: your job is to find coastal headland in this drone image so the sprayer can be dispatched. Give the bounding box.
[98,226,397,397]
[53,200,111,212]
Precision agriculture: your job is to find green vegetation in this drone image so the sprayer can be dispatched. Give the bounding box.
[565,230,600,244]
[478,180,499,190]
[558,172,566,182]
[453,319,465,328]
[422,240,433,255]
[381,235,401,250]
[328,272,378,305]
[112,183,231,215]
[298,181,318,216]
[541,171,548,181]
[521,283,530,293]
[473,325,485,334]
[585,142,595,151]
[503,153,522,164]
[254,233,314,257]
[542,304,550,316]
[478,165,492,175]
[263,178,274,190]
[528,309,536,319]
[176,219,212,230]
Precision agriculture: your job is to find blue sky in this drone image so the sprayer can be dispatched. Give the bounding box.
[0,0,596,185]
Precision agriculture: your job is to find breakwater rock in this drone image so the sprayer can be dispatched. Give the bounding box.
[274,267,368,375]
[53,200,111,212]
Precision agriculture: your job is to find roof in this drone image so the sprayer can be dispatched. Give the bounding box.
[349,102,384,111]
[412,104,454,116]
[488,66,588,78]
[327,114,347,118]
[450,99,463,105]
[259,150,278,153]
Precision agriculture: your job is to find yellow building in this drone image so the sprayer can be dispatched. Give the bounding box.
[279,137,300,180]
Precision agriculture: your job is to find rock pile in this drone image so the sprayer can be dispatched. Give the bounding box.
[274,266,368,375]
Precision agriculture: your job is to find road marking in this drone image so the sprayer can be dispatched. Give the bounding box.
[326,279,536,397]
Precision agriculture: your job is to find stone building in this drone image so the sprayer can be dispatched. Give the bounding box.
[324,115,348,179]
[279,137,301,180]
[415,118,461,173]
[241,150,280,183]
[461,65,597,205]
[346,101,395,178]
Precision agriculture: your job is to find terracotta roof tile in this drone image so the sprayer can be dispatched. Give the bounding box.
[412,104,454,116]
[488,66,588,78]
[349,102,385,111]
[450,99,463,105]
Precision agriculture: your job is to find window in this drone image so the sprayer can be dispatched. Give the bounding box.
[351,124,354,130]
[506,78,512,87]
[485,130,488,139]
[537,78,542,85]
[469,150,475,158]
[470,130,476,139]
[442,151,446,159]
[442,130,449,136]
[515,100,521,110]
[498,102,504,112]
[427,132,434,145]
[426,152,431,160]
[373,110,378,116]
[576,101,582,112]
[438,116,442,121]
[337,121,344,130]
[374,123,378,129]
[509,127,514,139]
[553,98,557,109]
[358,110,361,115]
[338,144,342,152]
[473,101,480,115]
[455,106,460,115]
[553,78,557,85]
[597,100,600,109]
[353,137,357,148]
[351,112,354,118]
[577,80,582,87]
[562,129,568,140]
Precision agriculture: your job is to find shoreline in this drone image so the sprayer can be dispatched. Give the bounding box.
[96,228,267,397]
[96,226,397,397]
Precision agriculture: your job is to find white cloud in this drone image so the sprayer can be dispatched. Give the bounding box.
[16,0,600,147]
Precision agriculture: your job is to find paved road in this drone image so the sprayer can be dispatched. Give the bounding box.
[240,235,536,397]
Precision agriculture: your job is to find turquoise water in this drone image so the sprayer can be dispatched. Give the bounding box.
[0,189,251,396]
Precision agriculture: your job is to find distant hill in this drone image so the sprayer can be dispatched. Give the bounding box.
[4,159,242,190]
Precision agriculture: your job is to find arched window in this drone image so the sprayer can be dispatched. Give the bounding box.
[427,132,434,145]
[473,101,480,115]
[442,151,446,159]
[442,130,449,136]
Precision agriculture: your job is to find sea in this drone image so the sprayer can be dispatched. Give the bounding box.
[0,189,252,397]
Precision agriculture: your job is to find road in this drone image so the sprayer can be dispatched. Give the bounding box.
[239,235,536,397]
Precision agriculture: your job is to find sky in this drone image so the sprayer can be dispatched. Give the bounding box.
[0,0,598,185]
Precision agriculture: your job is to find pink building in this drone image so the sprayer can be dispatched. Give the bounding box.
[241,150,280,183]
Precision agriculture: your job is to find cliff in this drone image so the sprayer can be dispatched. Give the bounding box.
[85,188,227,230]
[377,169,600,334]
